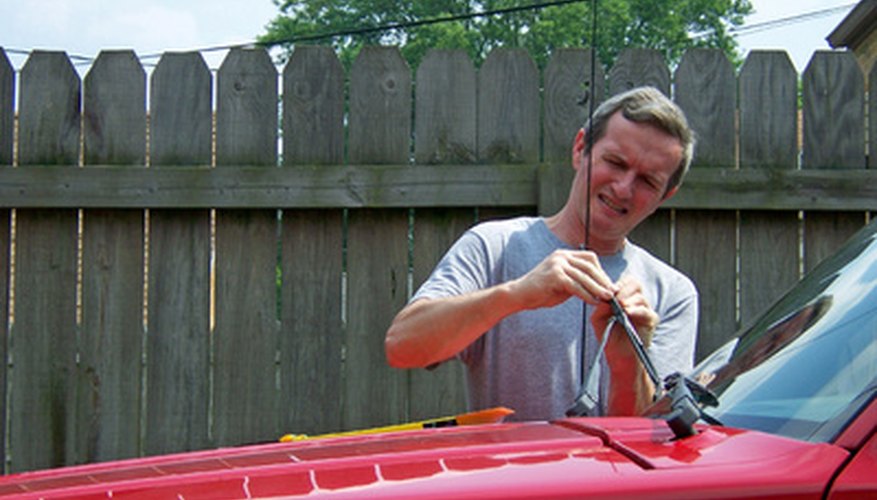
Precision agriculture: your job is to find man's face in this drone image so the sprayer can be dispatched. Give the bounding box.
[578,112,683,251]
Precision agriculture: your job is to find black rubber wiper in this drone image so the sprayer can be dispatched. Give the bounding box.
[609,297,662,390]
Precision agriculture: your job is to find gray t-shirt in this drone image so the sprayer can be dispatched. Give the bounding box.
[412,217,698,421]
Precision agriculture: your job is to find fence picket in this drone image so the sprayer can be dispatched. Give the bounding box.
[409,49,477,421]
[478,49,540,164]
[79,50,146,464]
[145,52,211,455]
[674,48,738,358]
[279,46,346,436]
[0,47,11,470]
[345,47,411,430]
[738,51,800,326]
[802,51,867,273]
[213,48,280,446]
[0,48,12,164]
[539,48,605,217]
[12,51,80,472]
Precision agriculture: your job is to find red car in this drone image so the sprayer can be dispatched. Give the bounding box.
[2,220,876,499]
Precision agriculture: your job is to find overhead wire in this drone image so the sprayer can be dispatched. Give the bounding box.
[3,1,857,69]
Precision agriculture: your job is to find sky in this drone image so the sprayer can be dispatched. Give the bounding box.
[0,0,860,74]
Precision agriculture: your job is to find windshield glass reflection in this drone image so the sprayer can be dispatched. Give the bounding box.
[689,227,877,443]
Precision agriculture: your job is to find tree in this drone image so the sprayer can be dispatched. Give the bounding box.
[258,0,752,70]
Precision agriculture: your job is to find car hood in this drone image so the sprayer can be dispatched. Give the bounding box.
[0,417,849,499]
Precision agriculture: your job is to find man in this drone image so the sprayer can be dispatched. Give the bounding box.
[385,86,698,420]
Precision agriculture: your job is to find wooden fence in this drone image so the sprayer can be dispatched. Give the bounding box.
[0,44,875,473]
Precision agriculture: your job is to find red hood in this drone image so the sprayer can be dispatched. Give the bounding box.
[0,417,849,499]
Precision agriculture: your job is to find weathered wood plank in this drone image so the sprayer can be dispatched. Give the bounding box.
[408,49,477,420]
[607,48,670,97]
[409,208,473,421]
[79,210,144,462]
[279,45,346,437]
[348,46,411,165]
[145,210,210,455]
[78,50,146,464]
[216,48,277,167]
[0,164,536,208]
[674,48,736,169]
[213,210,279,445]
[83,51,146,165]
[629,211,671,262]
[18,51,81,165]
[674,48,738,360]
[414,49,476,164]
[739,51,798,169]
[738,50,800,325]
[280,210,344,436]
[0,209,7,466]
[149,52,211,165]
[539,48,605,216]
[345,47,410,430]
[10,210,78,472]
[346,209,409,429]
[675,210,737,360]
[543,48,605,162]
[802,51,865,170]
[282,46,345,166]
[478,48,540,163]
[801,50,866,273]
[145,52,211,456]
[0,47,11,467]
[0,48,13,164]
[212,47,280,446]
[871,62,877,171]
[2,165,877,210]
[11,51,80,472]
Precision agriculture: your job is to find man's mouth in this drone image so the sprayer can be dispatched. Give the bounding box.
[598,194,628,215]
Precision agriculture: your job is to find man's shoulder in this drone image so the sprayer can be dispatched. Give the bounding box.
[470,216,542,235]
[625,241,697,293]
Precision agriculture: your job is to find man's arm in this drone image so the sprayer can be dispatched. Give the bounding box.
[591,276,660,415]
[385,284,520,368]
[386,249,618,368]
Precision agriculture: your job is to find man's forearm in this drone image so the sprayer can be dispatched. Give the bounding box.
[606,361,656,416]
[384,283,521,368]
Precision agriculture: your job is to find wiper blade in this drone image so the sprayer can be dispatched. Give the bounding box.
[609,297,662,390]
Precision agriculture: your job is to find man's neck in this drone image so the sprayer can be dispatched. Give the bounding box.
[543,213,625,255]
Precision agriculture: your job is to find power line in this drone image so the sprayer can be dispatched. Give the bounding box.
[140,0,590,60]
[729,3,855,38]
[5,1,856,69]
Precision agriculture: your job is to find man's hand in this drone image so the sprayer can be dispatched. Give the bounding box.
[508,249,619,310]
[386,249,620,369]
[590,275,660,415]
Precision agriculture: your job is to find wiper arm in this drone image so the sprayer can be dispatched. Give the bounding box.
[608,297,727,437]
[567,297,666,417]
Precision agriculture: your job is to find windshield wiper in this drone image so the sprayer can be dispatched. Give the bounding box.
[567,296,723,439]
[662,372,722,438]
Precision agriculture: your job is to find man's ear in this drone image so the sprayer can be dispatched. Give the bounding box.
[572,128,587,171]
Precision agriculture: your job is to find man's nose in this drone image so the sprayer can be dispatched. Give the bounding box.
[613,172,635,199]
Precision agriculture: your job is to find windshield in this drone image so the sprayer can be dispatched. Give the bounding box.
[685,221,877,444]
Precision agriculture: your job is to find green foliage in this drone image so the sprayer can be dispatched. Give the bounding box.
[258,0,752,70]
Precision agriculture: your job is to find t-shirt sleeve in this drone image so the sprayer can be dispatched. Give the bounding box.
[411,228,492,302]
[648,277,699,380]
